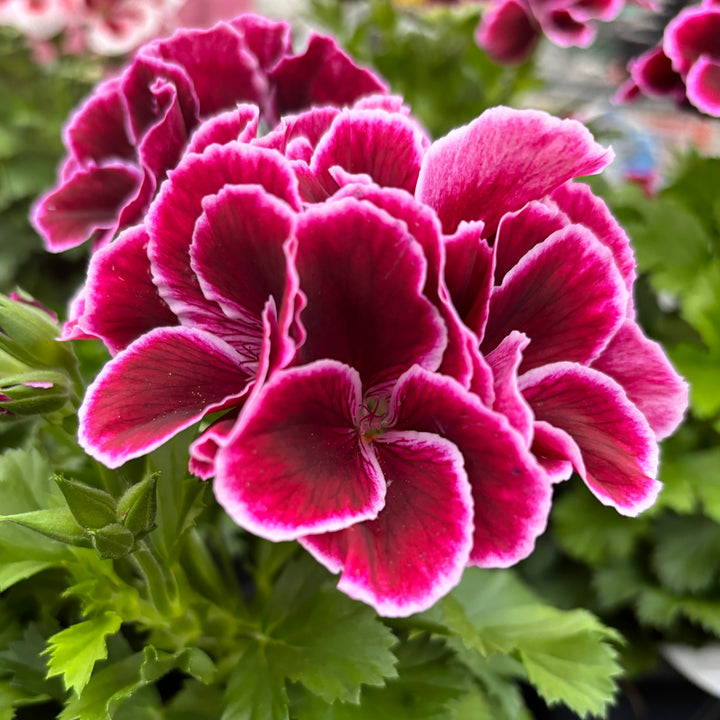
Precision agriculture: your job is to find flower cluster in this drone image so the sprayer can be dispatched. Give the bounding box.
[39,15,688,617]
[615,0,720,117]
[476,0,654,64]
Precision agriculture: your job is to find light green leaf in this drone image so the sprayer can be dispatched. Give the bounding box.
[0,508,88,546]
[432,569,622,719]
[44,611,122,694]
[660,446,720,522]
[669,345,720,419]
[60,645,216,720]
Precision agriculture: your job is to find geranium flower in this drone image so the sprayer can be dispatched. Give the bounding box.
[615,0,720,117]
[69,16,687,615]
[32,15,387,252]
[476,0,630,64]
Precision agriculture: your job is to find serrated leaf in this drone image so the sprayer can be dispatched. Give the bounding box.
[293,636,470,720]
[59,644,216,720]
[44,611,122,694]
[430,569,622,719]
[265,556,398,704]
[552,485,649,564]
[223,641,288,720]
[651,514,720,594]
[661,446,720,522]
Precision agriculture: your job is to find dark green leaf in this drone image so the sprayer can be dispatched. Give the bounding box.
[55,476,116,530]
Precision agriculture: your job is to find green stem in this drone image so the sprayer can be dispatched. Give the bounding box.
[131,542,181,619]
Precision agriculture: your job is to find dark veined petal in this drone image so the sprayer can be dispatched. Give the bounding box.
[310,109,429,196]
[189,414,238,480]
[148,142,301,326]
[214,360,386,541]
[294,198,446,393]
[416,106,612,235]
[81,225,178,354]
[391,367,551,567]
[519,362,660,515]
[32,162,142,252]
[664,6,720,77]
[79,326,251,468]
[482,224,628,372]
[301,429,473,617]
[486,331,534,447]
[591,319,688,440]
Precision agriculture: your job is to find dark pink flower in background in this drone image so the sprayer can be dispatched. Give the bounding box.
[615,0,720,116]
[476,0,630,64]
[56,14,688,615]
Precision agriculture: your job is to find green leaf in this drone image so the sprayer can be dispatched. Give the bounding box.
[660,446,720,522]
[669,344,720,419]
[223,641,289,720]
[60,645,216,720]
[55,476,116,530]
[651,514,720,594]
[552,485,649,564]
[44,611,122,694]
[430,569,622,719]
[116,473,157,538]
[266,556,397,704]
[165,680,226,720]
[293,636,470,720]
[0,508,88,546]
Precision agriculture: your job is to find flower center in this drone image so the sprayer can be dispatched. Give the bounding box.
[358,396,390,440]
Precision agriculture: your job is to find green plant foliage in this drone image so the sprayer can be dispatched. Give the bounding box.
[44,612,123,694]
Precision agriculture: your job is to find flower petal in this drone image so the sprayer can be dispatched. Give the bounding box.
[686,56,720,116]
[486,331,534,447]
[310,109,428,196]
[148,142,301,324]
[214,360,386,541]
[416,107,613,235]
[482,224,628,372]
[269,33,387,119]
[187,104,259,155]
[519,362,660,515]
[591,320,688,439]
[32,162,142,252]
[301,429,473,617]
[294,198,446,392]
[550,181,637,297]
[79,326,251,467]
[81,225,177,354]
[189,414,238,480]
[392,367,551,567]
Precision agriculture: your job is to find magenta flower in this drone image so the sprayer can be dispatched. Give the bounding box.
[66,17,687,615]
[32,15,387,252]
[476,0,627,64]
[615,0,720,116]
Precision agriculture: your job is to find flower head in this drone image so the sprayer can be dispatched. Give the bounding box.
[69,15,687,615]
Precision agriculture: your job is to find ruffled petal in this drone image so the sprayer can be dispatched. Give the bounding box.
[592,320,688,440]
[229,14,292,71]
[310,109,428,196]
[214,360,386,541]
[186,104,259,155]
[519,362,660,515]
[81,225,177,354]
[63,77,133,163]
[190,185,299,369]
[147,142,301,324]
[486,331,534,447]
[294,198,447,392]
[665,7,720,77]
[32,162,142,252]
[301,429,473,617]
[79,326,251,467]
[269,33,387,119]
[416,106,613,235]
[550,181,637,297]
[392,367,551,567]
[482,224,628,372]
[189,415,237,480]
